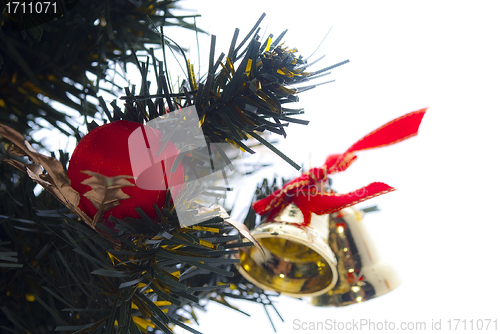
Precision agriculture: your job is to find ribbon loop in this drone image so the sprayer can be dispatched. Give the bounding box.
[252,108,427,226]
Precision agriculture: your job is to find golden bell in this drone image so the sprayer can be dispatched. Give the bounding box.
[237,204,338,297]
[308,207,402,307]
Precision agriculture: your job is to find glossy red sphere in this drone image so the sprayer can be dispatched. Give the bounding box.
[67,120,183,221]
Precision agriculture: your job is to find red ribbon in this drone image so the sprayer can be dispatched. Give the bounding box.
[252,108,427,226]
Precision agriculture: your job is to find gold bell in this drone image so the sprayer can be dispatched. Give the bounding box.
[237,204,338,297]
[308,207,402,307]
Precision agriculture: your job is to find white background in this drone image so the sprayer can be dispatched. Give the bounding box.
[34,0,500,333]
[172,1,500,333]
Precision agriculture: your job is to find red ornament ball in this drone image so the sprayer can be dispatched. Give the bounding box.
[67,120,184,221]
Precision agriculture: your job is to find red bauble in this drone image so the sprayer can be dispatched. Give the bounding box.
[67,120,184,221]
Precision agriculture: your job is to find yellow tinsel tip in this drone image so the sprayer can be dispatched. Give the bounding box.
[245,59,253,76]
[25,293,36,302]
[225,138,246,152]
[226,57,235,75]
[154,300,172,307]
[108,252,120,266]
[265,37,272,52]
[133,317,155,332]
[199,114,206,127]
[186,226,220,233]
[188,60,198,90]
[198,239,216,249]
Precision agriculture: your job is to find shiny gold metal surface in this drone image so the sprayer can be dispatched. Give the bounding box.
[308,207,402,306]
[237,204,338,297]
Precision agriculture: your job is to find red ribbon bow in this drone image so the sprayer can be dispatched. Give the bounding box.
[252,108,427,226]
